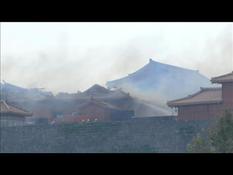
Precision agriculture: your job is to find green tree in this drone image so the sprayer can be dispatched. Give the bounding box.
[187,134,212,153]
[187,111,233,153]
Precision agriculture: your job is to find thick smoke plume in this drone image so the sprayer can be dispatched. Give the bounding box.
[1,23,232,94]
[195,25,232,77]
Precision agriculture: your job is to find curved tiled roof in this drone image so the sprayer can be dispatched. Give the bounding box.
[0,100,32,117]
[211,71,233,83]
[167,87,222,107]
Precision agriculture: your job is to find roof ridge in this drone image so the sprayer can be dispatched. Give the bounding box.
[149,58,198,72]
[200,87,222,90]
[211,71,233,80]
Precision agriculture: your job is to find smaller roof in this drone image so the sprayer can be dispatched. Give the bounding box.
[211,71,233,83]
[78,98,121,110]
[167,87,222,107]
[83,84,110,96]
[0,100,32,117]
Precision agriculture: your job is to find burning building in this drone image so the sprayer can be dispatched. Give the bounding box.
[77,98,134,121]
[53,98,134,124]
[0,100,33,127]
[167,71,233,120]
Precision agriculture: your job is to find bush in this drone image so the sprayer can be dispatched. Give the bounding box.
[187,111,233,153]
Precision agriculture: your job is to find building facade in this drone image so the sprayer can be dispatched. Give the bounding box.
[167,72,233,121]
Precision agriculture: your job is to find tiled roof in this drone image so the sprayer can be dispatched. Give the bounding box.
[0,100,32,117]
[78,98,121,110]
[211,71,233,83]
[167,88,222,107]
[83,84,110,96]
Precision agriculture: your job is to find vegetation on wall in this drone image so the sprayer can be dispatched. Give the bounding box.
[187,111,233,153]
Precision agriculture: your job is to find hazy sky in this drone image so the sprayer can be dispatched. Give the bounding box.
[1,22,232,93]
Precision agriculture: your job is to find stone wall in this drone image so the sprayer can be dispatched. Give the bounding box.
[0,117,211,153]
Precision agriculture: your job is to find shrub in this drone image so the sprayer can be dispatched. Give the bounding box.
[187,111,233,153]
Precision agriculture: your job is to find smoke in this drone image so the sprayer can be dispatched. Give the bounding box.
[162,24,232,78]
[106,36,163,79]
[2,38,160,94]
[195,25,233,77]
[1,23,232,94]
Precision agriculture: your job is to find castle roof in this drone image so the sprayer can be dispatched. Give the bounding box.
[167,87,222,107]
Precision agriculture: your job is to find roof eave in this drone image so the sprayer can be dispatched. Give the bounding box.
[0,112,33,117]
[211,79,233,83]
[167,100,223,107]
[211,72,233,83]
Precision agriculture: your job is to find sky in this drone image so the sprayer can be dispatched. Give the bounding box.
[1,22,232,93]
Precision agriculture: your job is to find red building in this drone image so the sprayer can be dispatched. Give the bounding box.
[167,71,233,121]
[53,98,134,124]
